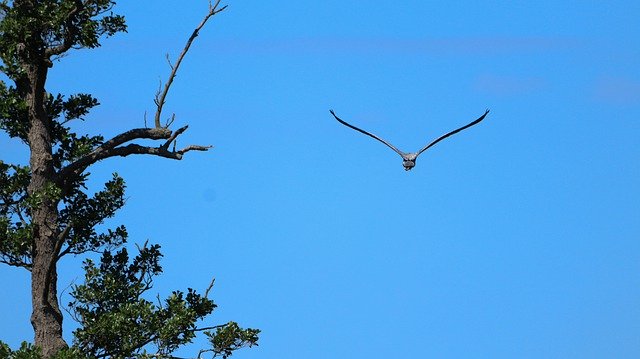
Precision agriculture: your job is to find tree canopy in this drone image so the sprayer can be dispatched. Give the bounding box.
[0,1,259,358]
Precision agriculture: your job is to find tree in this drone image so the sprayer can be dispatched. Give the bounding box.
[0,1,259,357]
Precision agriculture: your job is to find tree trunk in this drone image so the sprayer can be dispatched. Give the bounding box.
[25,63,68,357]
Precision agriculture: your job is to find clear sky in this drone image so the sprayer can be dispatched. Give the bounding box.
[1,0,639,358]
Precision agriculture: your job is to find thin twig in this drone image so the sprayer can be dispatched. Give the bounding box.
[193,324,227,333]
[0,258,31,269]
[60,277,79,323]
[161,125,189,150]
[54,4,218,189]
[198,348,214,359]
[165,53,174,70]
[15,203,28,226]
[43,221,73,304]
[165,113,176,128]
[176,144,213,155]
[204,277,216,298]
[154,0,227,128]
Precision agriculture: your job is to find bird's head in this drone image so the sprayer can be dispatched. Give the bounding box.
[402,160,416,171]
[402,153,418,171]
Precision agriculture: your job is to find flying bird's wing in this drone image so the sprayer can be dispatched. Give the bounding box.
[416,109,489,156]
[329,110,405,157]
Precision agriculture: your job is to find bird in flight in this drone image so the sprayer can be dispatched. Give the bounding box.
[329,109,489,171]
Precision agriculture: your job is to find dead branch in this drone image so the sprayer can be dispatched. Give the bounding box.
[161,125,188,150]
[204,277,216,298]
[56,2,222,187]
[0,257,31,269]
[154,0,227,128]
[42,221,73,305]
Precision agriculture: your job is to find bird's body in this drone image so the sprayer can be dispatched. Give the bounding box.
[329,109,489,171]
[399,152,419,171]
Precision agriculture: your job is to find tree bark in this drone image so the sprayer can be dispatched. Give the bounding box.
[25,62,68,357]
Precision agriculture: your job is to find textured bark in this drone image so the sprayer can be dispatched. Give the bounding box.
[5,3,223,357]
[25,62,68,357]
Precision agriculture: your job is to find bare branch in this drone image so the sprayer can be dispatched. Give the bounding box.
[204,277,216,298]
[154,79,162,107]
[193,324,227,333]
[198,348,214,359]
[165,53,174,70]
[60,277,78,322]
[58,127,170,178]
[99,142,211,160]
[52,3,217,193]
[166,113,176,128]
[161,125,188,150]
[154,0,227,128]
[42,221,73,304]
[57,245,72,260]
[101,127,173,148]
[56,222,74,244]
[177,145,212,155]
[0,258,31,269]
[56,127,211,192]
[15,203,28,227]
[134,240,149,252]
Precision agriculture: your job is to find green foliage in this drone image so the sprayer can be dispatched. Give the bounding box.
[1,244,261,358]
[0,81,29,141]
[1,1,259,358]
[0,342,42,359]
[0,161,32,268]
[0,0,129,268]
[68,244,259,358]
[0,0,126,78]
[70,245,184,357]
[207,322,261,359]
[0,342,84,359]
[57,173,128,256]
[47,92,104,167]
[0,164,127,268]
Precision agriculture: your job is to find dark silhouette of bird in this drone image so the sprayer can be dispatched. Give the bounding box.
[329,109,489,171]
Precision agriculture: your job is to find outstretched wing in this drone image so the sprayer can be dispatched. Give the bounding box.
[416,109,489,156]
[329,110,406,157]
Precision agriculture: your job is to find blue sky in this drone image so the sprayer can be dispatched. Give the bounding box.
[1,0,640,358]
